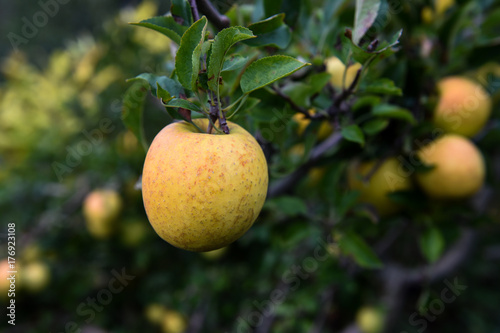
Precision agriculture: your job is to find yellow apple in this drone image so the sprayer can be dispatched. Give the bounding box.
[325,56,362,90]
[0,259,11,295]
[83,189,123,239]
[421,6,434,24]
[120,218,149,247]
[307,167,327,187]
[162,310,187,333]
[416,134,485,199]
[433,76,491,137]
[21,261,51,292]
[435,0,454,15]
[145,303,167,324]
[117,130,140,156]
[22,243,42,262]
[292,111,333,141]
[356,306,384,333]
[142,119,268,252]
[348,158,413,216]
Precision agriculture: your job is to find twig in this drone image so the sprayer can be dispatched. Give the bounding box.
[379,228,476,332]
[339,324,362,333]
[268,132,343,197]
[333,68,362,109]
[361,157,388,183]
[254,283,290,333]
[189,0,200,21]
[308,288,335,333]
[186,298,209,333]
[271,86,312,118]
[219,110,229,134]
[196,0,230,30]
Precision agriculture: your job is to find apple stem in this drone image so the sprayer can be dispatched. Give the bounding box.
[196,0,230,31]
[220,111,229,134]
[207,91,229,134]
[188,0,200,21]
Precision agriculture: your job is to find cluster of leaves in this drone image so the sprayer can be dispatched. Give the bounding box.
[124,1,310,142]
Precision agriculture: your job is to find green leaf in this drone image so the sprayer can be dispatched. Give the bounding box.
[263,0,283,18]
[175,16,208,91]
[336,191,361,218]
[362,118,389,135]
[171,0,193,26]
[420,227,445,263]
[249,13,286,33]
[353,0,381,45]
[362,78,402,96]
[171,101,201,114]
[122,81,149,150]
[163,98,202,113]
[281,72,331,107]
[207,27,255,92]
[352,95,382,111]
[240,55,310,94]
[131,16,187,45]
[245,14,292,49]
[264,196,307,217]
[342,29,403,65]
[221,54,248,72]
[372,104,416,124]
[338,231,383,269]
[280,0,301,27]
[128,73,184,100]
[156,83,172,102]
[341,124,365,146]
[478,8,500,46]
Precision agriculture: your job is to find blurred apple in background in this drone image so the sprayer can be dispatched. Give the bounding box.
[433,76,491,137]
[83,189,123,239]
[416,134,485,199]
[162,310,187,333]
[201,247,228,260]
[120,218,149,247]
[292,110,334,141]
[348,158,413,216]
[325,56,362,90]
[356,306,384,333]
[20,261,51,293]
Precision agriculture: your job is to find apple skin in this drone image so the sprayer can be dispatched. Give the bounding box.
[142,118,268,252]
[348,158,413,216]
[325,56,362,90]
[416,134,485,199]
[433,77,491,137]
[83,189,123,239]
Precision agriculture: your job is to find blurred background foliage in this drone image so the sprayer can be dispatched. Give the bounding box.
[1,0,500,333]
